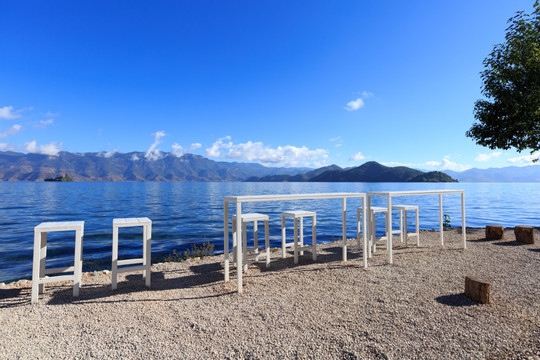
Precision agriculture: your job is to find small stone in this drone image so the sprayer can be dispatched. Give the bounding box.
[92,271,99,277]
[103,270,110,274]
[485,225,504,240]
[514,226,535,244]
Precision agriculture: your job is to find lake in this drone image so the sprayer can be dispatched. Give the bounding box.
[0,181,538,283]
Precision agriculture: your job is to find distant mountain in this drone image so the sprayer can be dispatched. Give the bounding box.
[443,165,540,182]
[0,151,308,181]
[248,161,458,182]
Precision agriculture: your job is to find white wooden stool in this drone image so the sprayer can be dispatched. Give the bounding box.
[232,213,270,271]
[392,205,420,246]
[112,217,152,290]
[281,211,317,264]
[32,221,84,303]
[365,206,401,254]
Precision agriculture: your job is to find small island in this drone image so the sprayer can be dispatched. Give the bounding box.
[44,174,73,182]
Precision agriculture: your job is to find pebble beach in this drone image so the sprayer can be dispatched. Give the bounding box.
[0,227,539,359]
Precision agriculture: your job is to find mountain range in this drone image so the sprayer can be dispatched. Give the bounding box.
[0,150,538,182]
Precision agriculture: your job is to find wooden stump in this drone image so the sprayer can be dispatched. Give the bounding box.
[465,275,491,304]
[485,225,504,240]
[514,226,535,244]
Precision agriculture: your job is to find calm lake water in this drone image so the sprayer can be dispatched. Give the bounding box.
[0,182,538,283]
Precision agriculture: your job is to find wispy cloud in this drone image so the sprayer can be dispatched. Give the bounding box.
[507,153,540,165]
[205,137,328,167]
[131,154,140,161]
[0,124,22,138]
[23,140,62,156]
[329,136,343,148]
[475,151,501,162]
[0,106,24,120]
[345,98,365,111]
[145,131,166,161]
[0,143,14,151]
[349,152,365,161]
[382,156,471,172]
[99,147,119,158]
[34,119,54,128]
[171,142,202,157]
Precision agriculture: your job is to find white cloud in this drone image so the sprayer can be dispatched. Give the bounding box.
[44,111,59,117]
[24,140,62,156]
[349,152,365,161]
[0,106,23,119]
[131,154,140,161]
[0,124,22,138]
[145,131,166,161]
[171,142,202,157]
[345,98,365,111]
[329,136,341,142]
[382,156,471,172]
[0,143,13,151]
[475,151,501,162]
[34,119,54,128]
[361,91,374,98]
[99,147,119,158]
[205,137,328,167]
[507,153,540,165]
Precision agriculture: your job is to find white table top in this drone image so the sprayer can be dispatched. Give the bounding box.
[224,192,366,203]
[368,189,464,196]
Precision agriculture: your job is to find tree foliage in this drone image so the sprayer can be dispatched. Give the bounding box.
[466,2,540,158]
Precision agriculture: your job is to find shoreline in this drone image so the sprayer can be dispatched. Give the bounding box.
[1,227,538,359]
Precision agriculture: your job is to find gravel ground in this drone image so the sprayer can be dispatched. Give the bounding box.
[0,228,539,359]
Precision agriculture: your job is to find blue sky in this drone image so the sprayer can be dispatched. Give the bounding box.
[0,1,537,171]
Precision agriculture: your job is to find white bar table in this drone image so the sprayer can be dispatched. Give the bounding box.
[367,190,466,265]
[224,192,367,293]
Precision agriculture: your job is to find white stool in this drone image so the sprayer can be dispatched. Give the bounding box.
[112,217,152,290]
[281,211,317,264]
[392,205,420,246]
[32,221,84,303]
[232,213,270,271]
[365,206,401,254]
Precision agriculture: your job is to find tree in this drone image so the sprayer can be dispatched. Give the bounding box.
[466,2,540,159]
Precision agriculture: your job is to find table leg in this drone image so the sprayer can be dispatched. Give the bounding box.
[236,202,243,293]
[387,195,392,264]
[362,196,367,268]
[461,192,467,249]
[367,195,372,258]
[342,197,347,262]
[224,200,229,282]
[439,194,444,246]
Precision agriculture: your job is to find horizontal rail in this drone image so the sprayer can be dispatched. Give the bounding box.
[118,258,144,266]
[44,266,74,274]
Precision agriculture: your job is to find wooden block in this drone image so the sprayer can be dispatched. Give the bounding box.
[514,226,535,244]
[465,275,491,304]
[485,225,504,240]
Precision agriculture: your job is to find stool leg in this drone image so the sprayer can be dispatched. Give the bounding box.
[112,225,118,290]
[39,231,47,295]
[242,221,248,272]
[253,220,258,253]
[299,217,304,256]
[312,215,317,261]
[144,223,152,288]
[31,230,42,303]
[73,227,83,297]
[399,209,404,243]
[404,210,409,247]
[416,207,420,246]
[232,218,237,265]
[281,215,286,258]
[372,211,377,254]
[293,218,298,265]
[265,220,270,269]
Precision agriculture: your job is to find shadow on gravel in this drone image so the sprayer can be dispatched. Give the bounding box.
[528,248,540,253]
[43,263,233,305]
[0,288,25,308]
[492,241,524,247]
[435,293,477,307]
